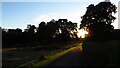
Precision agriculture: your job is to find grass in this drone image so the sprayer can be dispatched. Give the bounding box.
[17,43,82,68]
[82,40,120,67]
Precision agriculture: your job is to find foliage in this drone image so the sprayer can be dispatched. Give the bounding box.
[2,19,78,48]
[80,2,117,39]
[35,19,78,43]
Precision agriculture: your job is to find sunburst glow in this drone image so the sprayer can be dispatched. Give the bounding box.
[77,29,89,38]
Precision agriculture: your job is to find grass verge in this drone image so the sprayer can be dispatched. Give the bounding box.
[17,43,82,68]
[82,40,120,67]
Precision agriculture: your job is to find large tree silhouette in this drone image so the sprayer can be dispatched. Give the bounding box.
[55,19,78,42]
[36,19,78,44]
[36,20,58,43]
[80,2,117,39]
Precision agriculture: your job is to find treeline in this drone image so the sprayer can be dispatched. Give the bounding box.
[2,19,79,48]
[2,1,120,48]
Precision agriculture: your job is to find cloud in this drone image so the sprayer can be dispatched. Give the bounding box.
[33,11,85,28]
[33,6,118,29]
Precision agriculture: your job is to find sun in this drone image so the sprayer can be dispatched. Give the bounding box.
[77,28,89,38]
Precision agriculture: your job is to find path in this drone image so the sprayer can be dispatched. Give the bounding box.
[49,46,87,68]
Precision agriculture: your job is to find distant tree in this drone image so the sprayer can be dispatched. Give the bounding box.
[45,19,59,43]
[35,21,47,43]
[2,29,8,47]
[55,19,78,42]
[23,24,36,43]
[15,28,22,32]
[37,22,46,34]
[7,29,17,45]
[2,28,23,48]
[2,18,78,48]
[80,2,117,39]
[15,28,23,43]
[35,19,78,44]
[27,24,36,35]
[36,20,59,43]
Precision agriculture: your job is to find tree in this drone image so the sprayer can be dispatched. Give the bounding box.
[55,19,78,42]
[24,24,36,43]
[2,28,23,48]
[36,20,58,43]
[45,20,59,43]
[35,21,46,43]
[27,24,36,35]
[80,2,117,39]
[36,19,78,43]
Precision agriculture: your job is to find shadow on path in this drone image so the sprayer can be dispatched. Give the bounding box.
[47,46,87,68]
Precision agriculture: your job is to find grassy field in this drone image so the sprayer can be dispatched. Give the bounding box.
[17,43,82,68]
[2,42,82,68]
[82,40,120,67]
[3,40,119,68]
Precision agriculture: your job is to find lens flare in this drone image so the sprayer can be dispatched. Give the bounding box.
[77,29,88,38]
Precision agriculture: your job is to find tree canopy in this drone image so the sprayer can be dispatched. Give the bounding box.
[2,19,78,48]
[36,19,78,43]
[80,2,117,38]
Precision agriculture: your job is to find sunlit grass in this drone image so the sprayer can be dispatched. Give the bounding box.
[18,43,82,68]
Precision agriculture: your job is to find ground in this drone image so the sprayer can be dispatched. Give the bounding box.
[2,47,42,67]
[2,40,120,68]
[49,46,86,68]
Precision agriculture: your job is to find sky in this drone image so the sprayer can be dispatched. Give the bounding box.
[1,0,119,30]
